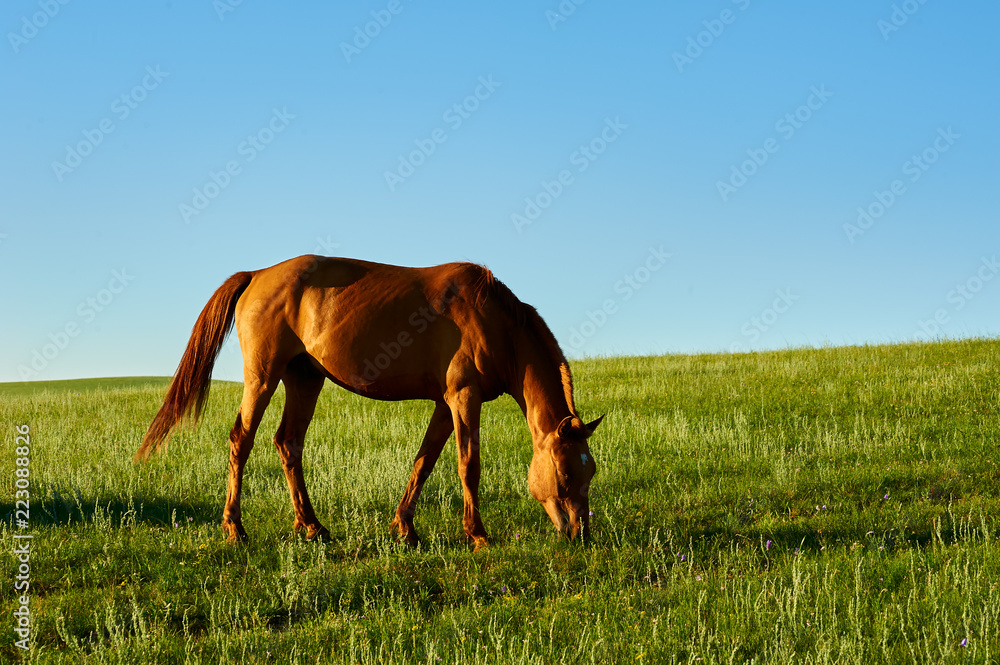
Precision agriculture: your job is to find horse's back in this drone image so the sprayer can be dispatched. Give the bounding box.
[236,256,509,401]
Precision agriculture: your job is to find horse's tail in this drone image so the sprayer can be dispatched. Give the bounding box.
[134,271,254,463]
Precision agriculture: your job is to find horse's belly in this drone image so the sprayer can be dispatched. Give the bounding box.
[304,335,447,402]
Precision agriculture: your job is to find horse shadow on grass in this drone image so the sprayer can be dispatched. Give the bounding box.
[5,480,972,558]
[0,487,220,533]
[654,515,969,562]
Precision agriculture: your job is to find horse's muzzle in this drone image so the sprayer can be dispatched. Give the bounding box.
[543,499,591,543]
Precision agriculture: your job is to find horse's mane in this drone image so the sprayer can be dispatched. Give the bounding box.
[462,264,578,417]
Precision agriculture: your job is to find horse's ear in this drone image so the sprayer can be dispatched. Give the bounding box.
[584,415,604,435]
[556,416,577,439]
[558,415,604,439]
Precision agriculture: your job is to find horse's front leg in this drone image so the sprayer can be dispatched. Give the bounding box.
[391,401,454,546]
[447,387,490,550]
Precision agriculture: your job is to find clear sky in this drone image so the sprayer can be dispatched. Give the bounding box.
[2,1,998,383]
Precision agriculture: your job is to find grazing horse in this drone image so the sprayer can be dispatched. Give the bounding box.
[135,256,602,548]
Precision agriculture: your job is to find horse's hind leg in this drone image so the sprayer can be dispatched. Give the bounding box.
[223,371,280,544]
[274,357,328,541]
[391,401,454,547]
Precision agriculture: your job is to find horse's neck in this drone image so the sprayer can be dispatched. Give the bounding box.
[510,333,574,443]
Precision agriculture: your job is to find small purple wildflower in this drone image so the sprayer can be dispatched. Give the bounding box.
[173,522,178,528]
[960,638,968,647]
[883,492,889,500]
[695,575,702,581]
[765,540,772,550]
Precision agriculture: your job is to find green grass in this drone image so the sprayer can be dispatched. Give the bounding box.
[2,339,999,663]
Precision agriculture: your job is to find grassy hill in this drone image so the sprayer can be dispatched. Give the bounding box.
[0,376,234,397]
[2,339,998,663]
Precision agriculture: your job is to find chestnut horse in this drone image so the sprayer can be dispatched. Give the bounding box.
[135,256,601,548]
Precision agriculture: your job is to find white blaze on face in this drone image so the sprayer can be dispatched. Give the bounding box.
[580,453,588,466]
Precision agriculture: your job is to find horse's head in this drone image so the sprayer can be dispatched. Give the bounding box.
[528,414,603,542]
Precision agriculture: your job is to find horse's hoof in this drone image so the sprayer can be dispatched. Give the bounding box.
[393,529,420,548]
[305,525,330,542]
[390,518,420,547]
[222,523,248,545]
[471,536,490,552]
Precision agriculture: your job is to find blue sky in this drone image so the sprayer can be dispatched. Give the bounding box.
[2,1,998,383]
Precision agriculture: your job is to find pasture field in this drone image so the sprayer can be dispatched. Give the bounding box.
[2,339,1000,664]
